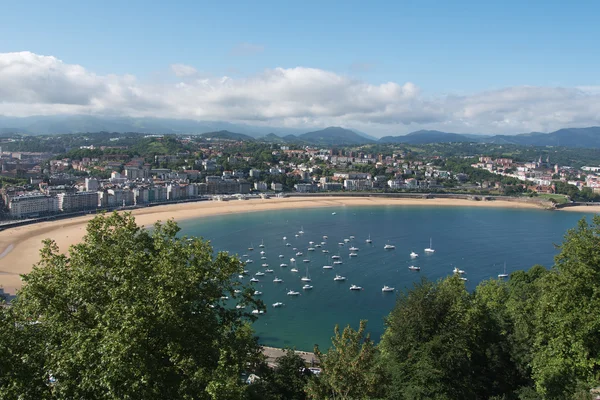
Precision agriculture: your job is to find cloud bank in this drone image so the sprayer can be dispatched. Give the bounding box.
[1,51,600,135]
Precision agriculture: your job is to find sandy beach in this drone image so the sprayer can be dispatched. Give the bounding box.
[0,196,598,295]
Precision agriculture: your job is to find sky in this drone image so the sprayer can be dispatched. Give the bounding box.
[1,0,600,137]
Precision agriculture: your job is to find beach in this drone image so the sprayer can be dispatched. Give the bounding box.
[1,196,598,295]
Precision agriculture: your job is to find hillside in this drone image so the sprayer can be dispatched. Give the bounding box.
[199,130,255,141]
[379,130,475,144]
[297,127,374,146]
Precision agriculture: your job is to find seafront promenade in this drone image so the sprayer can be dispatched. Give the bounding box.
[261,346,318,367]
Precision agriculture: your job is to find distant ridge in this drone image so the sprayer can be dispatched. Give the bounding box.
[199,130,255,141]
[297,127,374,145]
[379,130,473,144]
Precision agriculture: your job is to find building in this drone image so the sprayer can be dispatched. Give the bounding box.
[85,177,99,192]
[294,183,316,193]
[8,194,59,218]
[271,182,283,191]
[321,182,343,191]
[57,191,99,212]
[255,182,268,191]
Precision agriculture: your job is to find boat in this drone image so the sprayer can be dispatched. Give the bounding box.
[323,235,328,239]
[261,256,267,260]
[322,249,329,253]
[333,275,346,281]
[350,235,355,239]
[251,309,265,314]
[272,302,284,307]
[250,278,259,283]
[255,272,265,276]
[331,212,336,215]
[283,236,287,240]
[245,259,253,263]
[298,227,304,234]
[280,263,288,267]
[286,243,291,247]
[424,238,435,253]
[303,259,310,263]
[261,263,268,267]
[410,251,419,258]
[460,277,468,281]
[243,270,249,274]
[333,260,343,265]
[236,304,246,309]
[338,242,344,246]
[408,265,420,271]
[349,246,359,251]
[287,290,300,296]
[315,244,322,248]
[259,240,265,248]
[220,296,229,300]
[498,263,509,279]
[242,254,248,257]
[309,241,314,245]
[331,255,341,260]
[260,250,265,255]
[238,275,244,279]
[273,277,283,283]
[303,284,313,290]
[293,247,298,251]
[453,267,466,275]
[366,234,372,244]
[279,254,284,258]
[291,268,299,272]
[296,251,303,256]
[321,241,326,245]
[308,247,315,251]
[253,290,262,296]
[290,257,296,263]
[344,238,350,243]
[349,253,358,257]
[295,234,299,237]
[350,284,363,291]
[265,269,274,273]
[384,242,395,250]
[248,244,254,251]
[382,285,395,292]
[323,265,333,269]
[234,289,242,294]
[301,265,311,282]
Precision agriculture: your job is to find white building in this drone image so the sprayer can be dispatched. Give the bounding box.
[85,177,99,192]
[9,194,59,218]
[57,191,99,211]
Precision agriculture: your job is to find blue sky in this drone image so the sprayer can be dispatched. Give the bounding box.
[1,0,600,135]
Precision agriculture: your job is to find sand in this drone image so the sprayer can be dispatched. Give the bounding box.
[0,196,597,295]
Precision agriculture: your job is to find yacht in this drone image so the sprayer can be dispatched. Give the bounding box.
[321,241,327,245]
[296,251,303,256]
[315,244,322,248]
[234,289,242,294]
[333,275,346,281]
[260,250,265,255]
[245,259,253,264]
[322,265,333,269]
[265,269,274,273]
[272,302,284,308]
[349,246,359,251]
[349,284,363,291]
[424,238,435,253]
[261,263,268,267]
[293,247,298,251]
[331,254,341,260]
[338,242,345,246]
[323,235,328,239]
[498,263,509,279]
[259,240,265,248]
[238,275,244,279]
[261,256,267,260]
[410,251,419,258]
[384,242,395,250]
[286,243,291,247]
[453,267,466,275]
[255,271,265,276]
[344,238,350,243]
[382,286,395,292]
[279,254,284,258]
[322,249,329,253]
[350,235,355,239]
[366,234,372,244]
[349,253,358,257]
[248,244,254,251]
[236,304,246,309]
[308,247,315,251]
[250,278,260,283]
[460,277,468,281]
[242,254,248,258]
[295,234,299,237]
[299,227,304,234]
[301,266,311,282]
[331,212,336,215]
[283,236,287,240]
[291,267,299,272]
[408,265,421,271]
[302,284,313,290]
[287,290,300,296]
[273,277,283,283]
[280,263,288,267]
[333,260,343,265]
[309,241,315,245]
[290,257,296,263]
[251,309,265,314]
[253,290,262,296]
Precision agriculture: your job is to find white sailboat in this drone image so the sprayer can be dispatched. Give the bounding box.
[408,265,420,271]
[366,234,372,244]
[259,240,265,248]
[273,277,283,283]
[272,302,284,307]
[301,265,311,282]
[382,285,395,292]
[302,284,313,290]
[287,290,300,296]
[424,238,435,253]
[384,241,395,250]
[498,262,509,279]
[453,267,466,275]
[349,284,363,291]
[410,251,419,258]
[333,275,346,281]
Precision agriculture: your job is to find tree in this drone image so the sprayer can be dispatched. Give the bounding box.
[306,320,384,399]
[532,217,600,398]
[0,212,264,399]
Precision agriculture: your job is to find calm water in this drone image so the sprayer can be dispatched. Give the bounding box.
[177,205,595,351]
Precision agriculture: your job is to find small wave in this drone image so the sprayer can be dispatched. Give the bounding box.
[0,244,14,260]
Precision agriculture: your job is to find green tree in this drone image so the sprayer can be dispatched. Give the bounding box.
[248,348,311,400]
[532,217,600,398]
[306,320,384,400]
[0,212,263,400]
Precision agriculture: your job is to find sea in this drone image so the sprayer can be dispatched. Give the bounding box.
[177,204,596,351]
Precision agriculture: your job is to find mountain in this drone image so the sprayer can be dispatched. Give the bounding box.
[199,130,255,141]
[297,127,374,146]
[379,130,474,144]
[488,127,600,148]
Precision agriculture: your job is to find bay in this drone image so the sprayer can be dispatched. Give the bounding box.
[177,204,595,351]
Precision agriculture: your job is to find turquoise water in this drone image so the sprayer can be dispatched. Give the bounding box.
[177,205,595,351]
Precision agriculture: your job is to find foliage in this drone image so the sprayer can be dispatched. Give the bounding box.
[248,349,312,400]
[306,320,385,399]
[0,212,263,399]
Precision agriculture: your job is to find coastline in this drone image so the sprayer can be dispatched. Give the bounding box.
[0,196,598,295]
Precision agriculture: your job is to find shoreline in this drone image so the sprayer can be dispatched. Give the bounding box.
[0,195,598,295]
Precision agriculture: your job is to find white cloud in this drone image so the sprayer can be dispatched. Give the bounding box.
[170,63,198,77]
[1,51,600,135]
